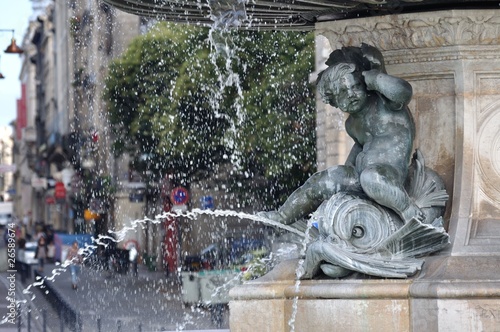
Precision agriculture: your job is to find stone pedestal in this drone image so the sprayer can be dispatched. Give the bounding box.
[230,257,500,332]
[230,9,500,331]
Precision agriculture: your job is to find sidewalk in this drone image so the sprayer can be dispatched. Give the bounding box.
[32,262,229,332]
[0,271,55,332]
[0,273,23,331]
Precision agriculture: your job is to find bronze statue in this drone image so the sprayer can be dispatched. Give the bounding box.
[260,44,450,279]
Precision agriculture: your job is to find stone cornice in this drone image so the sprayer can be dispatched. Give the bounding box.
[317,9,500,53]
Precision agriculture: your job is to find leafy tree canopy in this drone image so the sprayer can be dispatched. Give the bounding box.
[104,22,316,208]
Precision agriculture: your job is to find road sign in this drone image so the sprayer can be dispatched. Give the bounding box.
[170,187,189,205]
[0,164,16,173]
[200,196,214,209]
[31,177,47,189]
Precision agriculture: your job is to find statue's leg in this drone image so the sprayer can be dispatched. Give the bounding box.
[360,164,424,223]
[272,165,361,224]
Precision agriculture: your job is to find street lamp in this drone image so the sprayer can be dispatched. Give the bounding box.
[1,29,24,54]
[0,29,23,79]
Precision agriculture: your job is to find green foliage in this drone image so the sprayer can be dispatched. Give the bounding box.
[103,22,316,207]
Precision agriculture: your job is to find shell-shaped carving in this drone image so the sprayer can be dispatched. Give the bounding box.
[320,193,402,250]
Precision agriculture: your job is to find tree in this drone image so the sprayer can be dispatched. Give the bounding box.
[229,31,317,208]
[103,22,316,207]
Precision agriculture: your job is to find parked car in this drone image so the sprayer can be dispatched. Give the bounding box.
[16,241,39,282]
[184,237,269,272]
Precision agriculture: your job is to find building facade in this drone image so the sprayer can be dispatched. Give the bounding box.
[0,126,14,202]
[13,1,142,239]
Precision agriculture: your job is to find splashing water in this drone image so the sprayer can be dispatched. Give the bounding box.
[209,0,248,30]
[12,2,313,330]
[207,0,248,169]
[7,206,312,332]
[16,209,308,295]
[163,209,306,237]
[103,208,311,332]
[81,209,308,248]
[288,219,314,332]
[203,7,311,330]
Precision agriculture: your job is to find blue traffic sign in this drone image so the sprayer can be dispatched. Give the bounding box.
[170,187,189,205]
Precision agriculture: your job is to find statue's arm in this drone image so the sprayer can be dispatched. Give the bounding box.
[362,70,412,110]
[345,142,362,167]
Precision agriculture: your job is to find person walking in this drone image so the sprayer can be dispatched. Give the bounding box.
[34,236,47,272]
[66,241,83,289]
[47,240,55,263]
[129,244,138,277]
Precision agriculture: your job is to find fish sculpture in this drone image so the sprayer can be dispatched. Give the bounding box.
[293,150,450,279]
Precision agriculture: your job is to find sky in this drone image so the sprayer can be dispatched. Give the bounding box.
[0,0,33,128]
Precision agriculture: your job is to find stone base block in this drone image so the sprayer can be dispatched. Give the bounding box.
[229,258,500,332]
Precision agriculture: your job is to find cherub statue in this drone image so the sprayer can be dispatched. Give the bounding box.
[260,44,449,279]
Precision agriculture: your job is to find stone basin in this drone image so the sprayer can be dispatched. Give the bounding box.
[101,0,500,30]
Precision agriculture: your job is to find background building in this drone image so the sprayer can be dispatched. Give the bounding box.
[12,1,142,239]
[0,126,14,202]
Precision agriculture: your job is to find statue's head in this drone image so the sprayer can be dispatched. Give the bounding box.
[317,62,369,114]
[317,43,385,113]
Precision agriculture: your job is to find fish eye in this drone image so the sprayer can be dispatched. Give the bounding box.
[352,226,365,238]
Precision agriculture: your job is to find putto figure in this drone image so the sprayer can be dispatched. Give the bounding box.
[260,44,450,279]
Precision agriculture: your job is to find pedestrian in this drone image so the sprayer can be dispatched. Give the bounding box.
[129,244,138,277]
[66,241,83,289]
[34,236,47,272]
[22,212,31,239]
[47,240,55,263]
[34,224,46,242]
[104,236,117,273]
[3,228,8,247]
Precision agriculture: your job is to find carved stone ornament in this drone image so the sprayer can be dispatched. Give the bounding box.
[318,10,500,52]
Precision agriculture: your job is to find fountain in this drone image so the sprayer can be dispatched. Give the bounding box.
[98,1,500,331]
